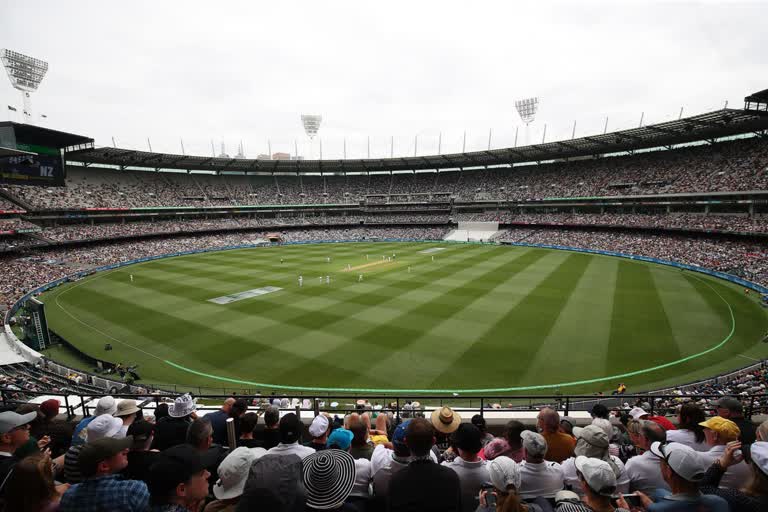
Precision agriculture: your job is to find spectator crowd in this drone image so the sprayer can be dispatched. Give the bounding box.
[2,392,768,511]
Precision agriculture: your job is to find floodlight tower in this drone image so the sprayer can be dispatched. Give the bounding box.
[301,114,322,159]
[515,97,539,145]
[1,49,49,124]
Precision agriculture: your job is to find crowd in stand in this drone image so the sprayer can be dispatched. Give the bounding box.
[2,136,766,209]
[455,213,768,235]
[2,392,768,511]
[492,228,768,287]
[0,217,39,232]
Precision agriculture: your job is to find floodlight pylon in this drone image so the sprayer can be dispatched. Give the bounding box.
[301,114,322,140]
[515,97,539,145]
[1,49,49,124]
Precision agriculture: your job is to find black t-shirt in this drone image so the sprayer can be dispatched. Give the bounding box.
[260,429,281,450]
[123,450,160,483]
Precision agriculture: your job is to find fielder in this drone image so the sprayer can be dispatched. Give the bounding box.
[326,257,331,264]
[130,274,134,283]
[298,275,303,287]
[326,275,330,284]
[358,274,363,282]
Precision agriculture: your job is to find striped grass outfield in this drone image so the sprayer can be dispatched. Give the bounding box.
[40,242,768,395]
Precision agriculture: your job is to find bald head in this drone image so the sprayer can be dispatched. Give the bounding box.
[639,420,666,449]
[221,397,236,414]
[538,407,560,433]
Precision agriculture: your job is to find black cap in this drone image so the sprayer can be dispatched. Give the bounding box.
[127,420,154,445]
[79,436,133,477]
[279,413,302,444]
[147,444,207,500]
[452,423,482,453]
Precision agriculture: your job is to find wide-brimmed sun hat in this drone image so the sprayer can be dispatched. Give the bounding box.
[430,406,461,434]
[168,393,197,418]
[303,449,356,510]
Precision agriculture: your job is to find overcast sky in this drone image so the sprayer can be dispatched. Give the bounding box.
[1,0,766,159]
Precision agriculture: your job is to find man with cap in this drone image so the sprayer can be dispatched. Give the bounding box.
[153,393,197,451]
[372,420,411,499]
[624,420,670,495]
[629,407,676,432]
[478,456,548,512]
[64,413,125,484]
[0,410,37,495]
[518,430,565,500]
[698,416,751,489]
[147,444,211,512]
[71,395,117,446]
[431,406,461,456]
[205,446,257,512]
[324,427,372,501]
[714,397,757,446]
[555,456,630,512]
[208,398,248,447]
[58,435,149,512]
[30,398,73,457]
[537,407,576,463]
[267,412,315,459]
[633,442,729,512]
[114,399,141,438]
[441,423,491,512]
[561,424,630,496]
[388,417,463,511]
[305,414,331,451]
[123,419,159,483]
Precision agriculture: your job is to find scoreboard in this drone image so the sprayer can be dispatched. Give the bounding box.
[0,122,92,185]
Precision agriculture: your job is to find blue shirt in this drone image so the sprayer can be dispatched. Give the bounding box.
[206,409,230,446]
[71,416,96,446]
[59,474,149,512]
[648,489,730,512]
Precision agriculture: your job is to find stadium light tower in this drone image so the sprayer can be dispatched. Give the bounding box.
[1,49,49,124]
[301,114,322,140]
[515,97,539,145]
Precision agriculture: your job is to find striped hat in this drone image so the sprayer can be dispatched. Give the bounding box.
[303,449,356,510]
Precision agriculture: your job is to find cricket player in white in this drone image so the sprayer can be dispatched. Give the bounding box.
[326,275,330,284]
[358,274,363,282]
[130,274,134,283]
[326,257,331,263]
[298,275,303,287]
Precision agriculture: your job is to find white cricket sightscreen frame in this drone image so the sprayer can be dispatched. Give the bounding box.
[1,49,49,124]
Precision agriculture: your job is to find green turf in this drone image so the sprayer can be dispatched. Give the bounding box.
[39,242,768,395]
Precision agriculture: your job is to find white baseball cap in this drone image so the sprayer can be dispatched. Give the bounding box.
[213,447,256,500]
[575,456,617,496]
[309,415,330,438]
[650,441,708,482]
[86,414,124,441]
[629,407,649,420]
[749,441,768,476]
[488,456,521,491]
[0,411,36,434]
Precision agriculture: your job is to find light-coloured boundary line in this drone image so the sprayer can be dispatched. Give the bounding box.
[50,245,738,394]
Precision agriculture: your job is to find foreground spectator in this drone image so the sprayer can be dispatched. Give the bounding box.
[441,423,491,512]
[267,413,314,459]
[259,405,281,449]
[209,398,248,447]
[502,420,527,463]
[371,420,410,499]
[114,399,140,438]
[206,446,257,512]
[700,440,768,512]
[699,416,751,489]
[561,425,628,496]
[186,417,228,492]
[123,420,159,483]
[714,397,757,446]
[0,410,37,494]
[3,451,67,512]
[666,404,708,452]
[71,396,117,447]
[472,415,495,447]
[478,455,548,512]
[518,430,565,500]
[63,413,124,484]
[624,420,669,495]
[147,444,210,512]
[431,406,462,456]
[537,408,575,463]
[556,456,629,512]
[59,436,149,512]
[388,417,462,511]
[303,449,360,511]
[153,394,197,451]
[635,442,729,512]
[349,417,373,460]
[29,399,72,458]
[323,427,371,501]
[305,414,330,451]
[237,412,262,449]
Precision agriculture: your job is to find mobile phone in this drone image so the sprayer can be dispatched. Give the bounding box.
[611,494,642,508]
[485,492,497,507]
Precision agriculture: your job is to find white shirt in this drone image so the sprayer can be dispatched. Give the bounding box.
[699,445,752,489]
[351,457,372,497]
[266,442,315,459]
[518,460,565,499]
[624,450,670,495]
[665,429,709,452]
[561,456,630,495]
[442,457,492,510]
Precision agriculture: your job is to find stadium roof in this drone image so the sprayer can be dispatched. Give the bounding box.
[65,108,768,174]
[0,146,35,157]
[0,122,94,150]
